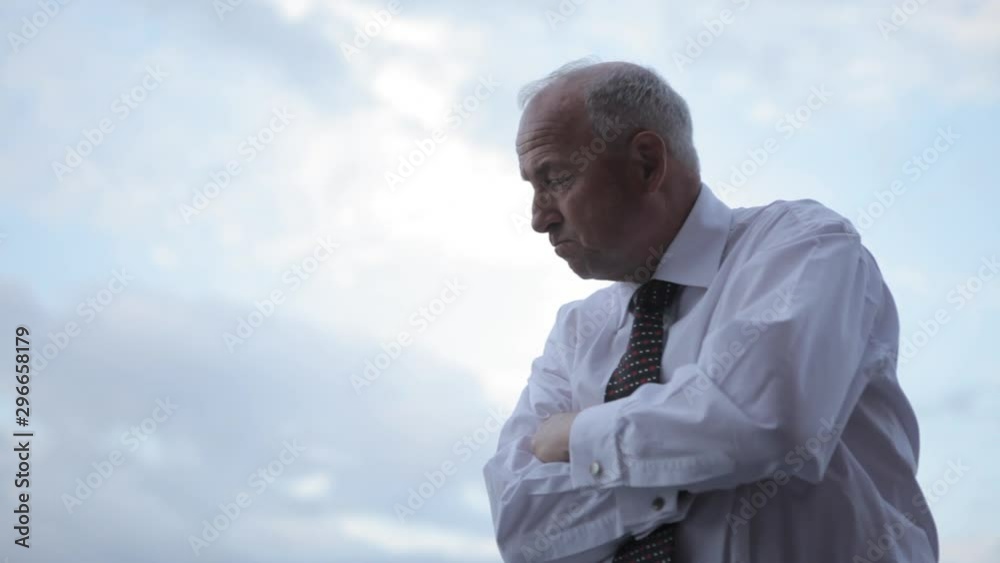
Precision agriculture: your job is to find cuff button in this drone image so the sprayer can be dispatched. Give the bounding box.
[589,461,602,476]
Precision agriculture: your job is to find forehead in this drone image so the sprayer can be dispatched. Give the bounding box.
[516,85,590,174]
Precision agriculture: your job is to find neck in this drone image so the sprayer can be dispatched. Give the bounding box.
[618,182,700,282]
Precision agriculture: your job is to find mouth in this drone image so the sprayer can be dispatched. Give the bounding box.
[553,240,576,257]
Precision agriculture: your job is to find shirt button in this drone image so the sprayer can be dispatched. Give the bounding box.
[590,461,602,476]
[652,496,665,511]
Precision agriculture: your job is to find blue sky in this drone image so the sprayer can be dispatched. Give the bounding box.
[1,0,998,561]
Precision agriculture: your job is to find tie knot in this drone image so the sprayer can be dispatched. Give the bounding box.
[629,280,678,315]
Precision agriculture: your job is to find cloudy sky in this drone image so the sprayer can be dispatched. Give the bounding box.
[1,0,998,561]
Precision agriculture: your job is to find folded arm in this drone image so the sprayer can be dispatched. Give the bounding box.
[483,303,686,562]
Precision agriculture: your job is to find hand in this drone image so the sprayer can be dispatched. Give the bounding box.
[531,412,579,463]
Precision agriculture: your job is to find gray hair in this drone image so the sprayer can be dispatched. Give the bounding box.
[517,57,700,175]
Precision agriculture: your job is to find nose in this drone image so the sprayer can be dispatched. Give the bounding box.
[531,191,562,234]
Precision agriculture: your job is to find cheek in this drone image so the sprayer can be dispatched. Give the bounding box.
[569,182,627,245]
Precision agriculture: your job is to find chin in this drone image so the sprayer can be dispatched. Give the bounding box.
[568,262,612,281]
[566,261,593,279]
[564,253,619,281]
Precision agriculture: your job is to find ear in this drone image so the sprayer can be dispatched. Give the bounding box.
[629,130,668,193]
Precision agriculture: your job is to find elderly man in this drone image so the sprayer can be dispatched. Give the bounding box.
[482,60,938,563]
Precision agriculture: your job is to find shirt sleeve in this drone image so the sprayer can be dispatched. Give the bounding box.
[568,212,885,492]
[482,302,691,562]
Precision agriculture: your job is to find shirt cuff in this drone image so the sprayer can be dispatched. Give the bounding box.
[614,487,688,537]
[569,398,628,489]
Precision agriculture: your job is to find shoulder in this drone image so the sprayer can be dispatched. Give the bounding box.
[740,198,859,241]
[728,198,863,261]
[720,198,884,290]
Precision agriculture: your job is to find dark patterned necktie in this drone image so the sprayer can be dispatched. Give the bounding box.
[606,279,680,563]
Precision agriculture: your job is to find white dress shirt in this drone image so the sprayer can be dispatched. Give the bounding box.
[482,184,938,562]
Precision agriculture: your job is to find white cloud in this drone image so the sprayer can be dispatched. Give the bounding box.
[289,472,333,498]
[269,0,316,21]
[371,63,455,129]
[151,244,179,270]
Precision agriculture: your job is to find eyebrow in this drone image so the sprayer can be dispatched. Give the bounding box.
[520,160,561,182]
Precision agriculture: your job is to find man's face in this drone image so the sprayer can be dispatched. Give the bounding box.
[516,90,651,280]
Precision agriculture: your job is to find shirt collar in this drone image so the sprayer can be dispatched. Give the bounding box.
[614,183,734,327]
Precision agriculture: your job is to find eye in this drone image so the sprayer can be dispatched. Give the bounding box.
[545,171,573,190]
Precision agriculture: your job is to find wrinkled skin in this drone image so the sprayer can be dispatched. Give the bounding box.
[516,62,698,281]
